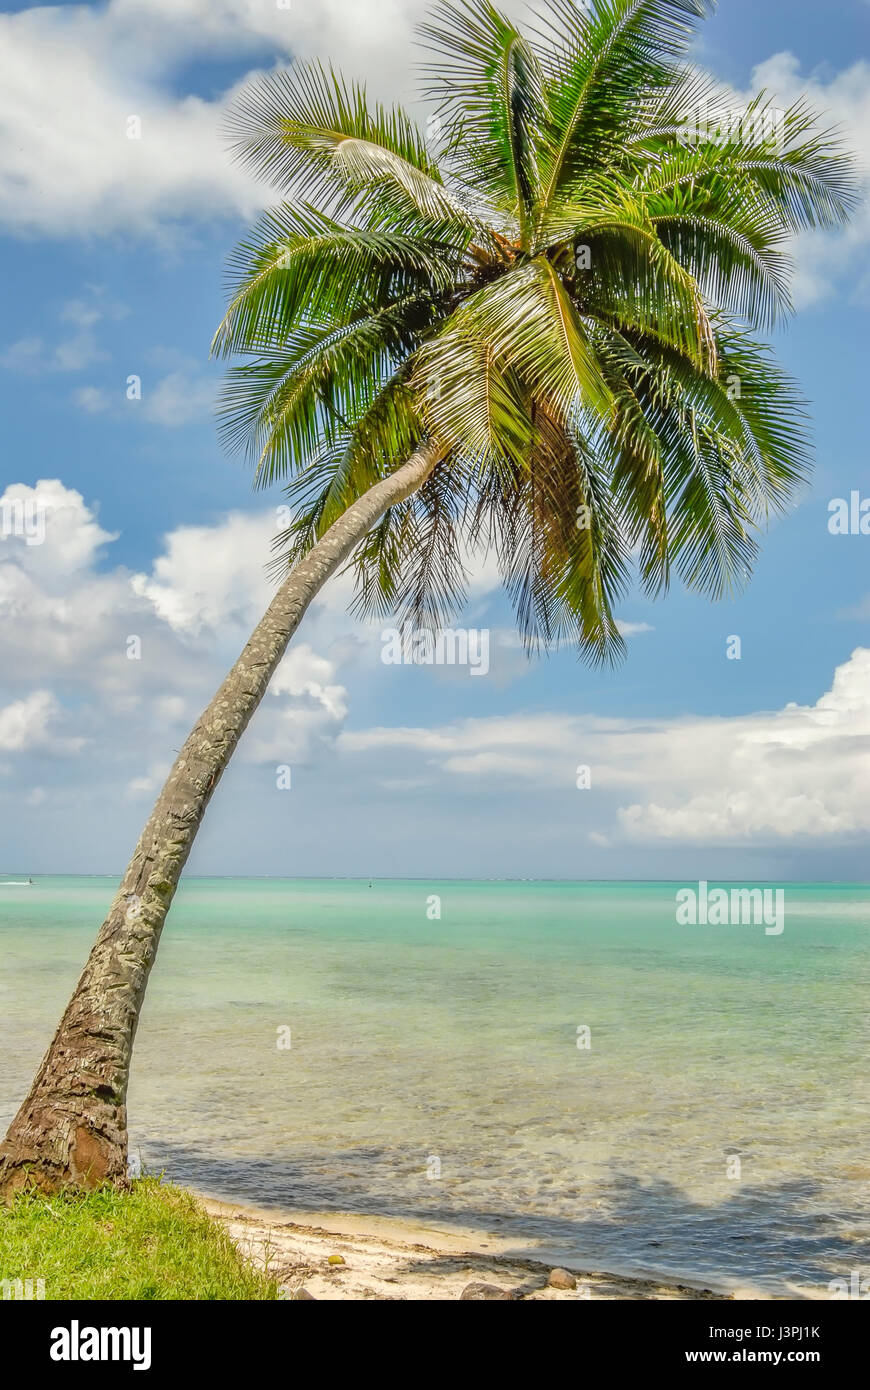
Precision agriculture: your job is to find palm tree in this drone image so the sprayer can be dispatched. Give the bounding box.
[0,0,856,1197]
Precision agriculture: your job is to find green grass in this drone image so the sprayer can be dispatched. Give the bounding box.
[0,1177,279,1300]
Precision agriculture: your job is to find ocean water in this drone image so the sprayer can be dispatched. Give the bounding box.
[1,876,868,1295]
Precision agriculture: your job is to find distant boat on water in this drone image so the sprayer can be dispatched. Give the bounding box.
[0,878,33,886]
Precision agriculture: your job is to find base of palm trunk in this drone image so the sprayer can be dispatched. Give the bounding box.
[0,1096,128,1200]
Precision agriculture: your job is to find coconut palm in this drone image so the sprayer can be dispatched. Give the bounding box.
[0,0,856,1196]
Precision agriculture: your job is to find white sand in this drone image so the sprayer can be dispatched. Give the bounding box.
[203,1197,741,1301]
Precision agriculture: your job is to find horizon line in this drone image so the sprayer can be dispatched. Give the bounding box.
[2,874,869,887]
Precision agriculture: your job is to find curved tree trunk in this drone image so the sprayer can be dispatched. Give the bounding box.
[0,440,444,1199]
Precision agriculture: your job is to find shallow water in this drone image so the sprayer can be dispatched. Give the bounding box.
[1,876,868,1294]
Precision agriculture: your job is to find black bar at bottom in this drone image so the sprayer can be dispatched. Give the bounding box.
[2,1296,863,1374]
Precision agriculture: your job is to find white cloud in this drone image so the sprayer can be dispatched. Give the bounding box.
[1,330,102,374]
[140,368,215,427]
[3,475,868,865]
[0,691,82,755]
[130,511,275,634]
[0,479,117,580]
[1,289,128,375]
[735,54,870,306]
[74,386,112,414]
[0,480,356,803]
[0,337,45,371]
[0,11,257,236]
[242,702,347,766]
[126,760,172,799]
[61,299,104,330]
[0,0,434,238]
[339,647,870,846]
[18,0,866,277]
[53,332,105,372]
[270,644,348,722]
[73,345,218,426]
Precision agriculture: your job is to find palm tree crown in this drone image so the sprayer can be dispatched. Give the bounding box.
[214,0,856,662]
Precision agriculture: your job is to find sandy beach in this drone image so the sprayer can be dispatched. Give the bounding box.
[202,1197,748,1301]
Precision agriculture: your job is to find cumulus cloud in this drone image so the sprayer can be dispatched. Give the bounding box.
[130,511,275,635]
[339,647,870,846]
[269,644,349,722]
[0,691,83,755]
[0,0,435,237]
[0,5,256,236]
[732,53,870,306]
[1,479,117,579]
[3,477,869,862]
[0,481,355,796]
[617,648,870,840]
[2,0,864,300]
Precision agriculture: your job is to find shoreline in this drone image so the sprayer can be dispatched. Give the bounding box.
[201,1195,770,1301]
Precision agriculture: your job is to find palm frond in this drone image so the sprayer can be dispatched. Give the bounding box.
[213,205,462,359]
[224,60,493,239]
[214,0,856,665]
[419,0,547,242]
[534,0,713,212]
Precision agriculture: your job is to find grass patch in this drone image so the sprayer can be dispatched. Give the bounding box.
[0,1176,279,1300]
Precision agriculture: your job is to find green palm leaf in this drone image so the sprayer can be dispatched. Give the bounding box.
[216,0,857,661]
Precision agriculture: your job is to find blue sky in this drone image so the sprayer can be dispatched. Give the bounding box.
[0,0,868,880]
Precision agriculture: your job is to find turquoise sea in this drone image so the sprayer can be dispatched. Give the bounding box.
[1,876,868,1295]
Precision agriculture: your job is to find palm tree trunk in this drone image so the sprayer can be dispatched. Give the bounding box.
[0,440,445,1199]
